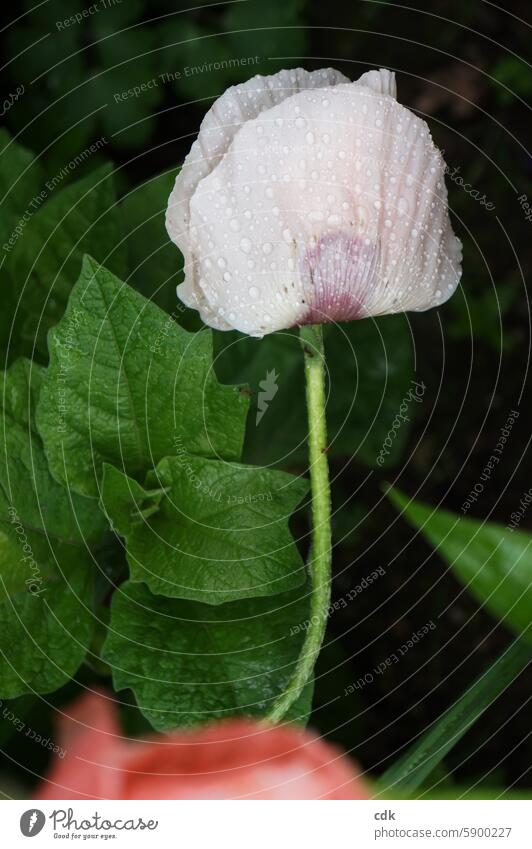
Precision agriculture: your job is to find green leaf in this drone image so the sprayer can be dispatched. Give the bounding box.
[0,359,108,698]
[0,130,44,362]
[121,168,183,313]
[37,256,249,497]
[215,316,414,468]
[9,164,127,356]
[387,487,532,642]
[0,130,44,247]
[100,455,308,604]
[379,637,532,792]
[102,579,313,730]
[100,464,167,534]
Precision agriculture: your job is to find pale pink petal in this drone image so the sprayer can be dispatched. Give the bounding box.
[356,68,397,97]
[167,67,351,318]
[183,81,461,335]
[36,690,126,800]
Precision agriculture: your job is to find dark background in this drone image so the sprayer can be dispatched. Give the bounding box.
[0,0,531,797]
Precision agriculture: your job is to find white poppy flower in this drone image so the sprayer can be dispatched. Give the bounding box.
[166,67,462,337]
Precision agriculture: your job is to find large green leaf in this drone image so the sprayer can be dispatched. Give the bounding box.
[100,456,308,604]
[0,359,108,697]
[388,488,532,642]
[102,579,313,730]
[379,637,532,793]
[121,168,182,313]
[215,316,414,468]
[37,256,249,497]
[9,164,127,356]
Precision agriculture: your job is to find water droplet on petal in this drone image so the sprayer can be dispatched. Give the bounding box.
[397,197,409,216]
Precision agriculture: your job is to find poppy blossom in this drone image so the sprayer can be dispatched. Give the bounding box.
[167,67,462,336]
[36,690,370,800]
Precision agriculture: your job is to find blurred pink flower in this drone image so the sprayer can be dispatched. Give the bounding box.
[36,690,370,800]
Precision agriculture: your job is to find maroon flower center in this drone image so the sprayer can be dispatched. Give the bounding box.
[298,231,379,325]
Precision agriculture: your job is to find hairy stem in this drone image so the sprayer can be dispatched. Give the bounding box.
[266,324,332,723]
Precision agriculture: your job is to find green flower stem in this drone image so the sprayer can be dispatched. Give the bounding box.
[267,324,332,723]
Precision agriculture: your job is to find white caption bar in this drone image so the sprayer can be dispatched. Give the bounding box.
[2,799,529,848]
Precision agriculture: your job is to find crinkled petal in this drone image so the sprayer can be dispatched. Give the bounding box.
[184,81,461,335]
[168,67,351,317]
[356,68,397,97]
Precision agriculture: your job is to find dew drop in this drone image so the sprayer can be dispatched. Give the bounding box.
[239,237,251,253]
[397,197,409,216]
